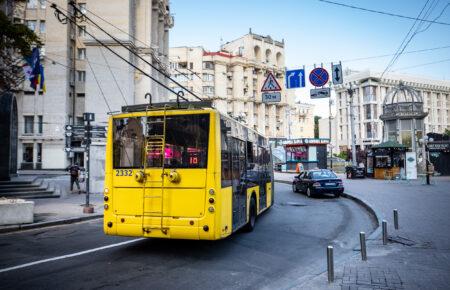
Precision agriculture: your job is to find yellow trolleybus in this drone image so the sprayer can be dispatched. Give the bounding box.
[103,101,274,240]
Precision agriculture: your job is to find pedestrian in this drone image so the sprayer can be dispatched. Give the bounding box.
[67,163,81,194]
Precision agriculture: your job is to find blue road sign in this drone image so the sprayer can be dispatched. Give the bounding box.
[309,67,329,87]
[286,69,305,89]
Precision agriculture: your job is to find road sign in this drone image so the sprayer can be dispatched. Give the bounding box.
[261,72,282,92]
[83,112,95,122]
[310,88,331,99]
[309,67,329,87]
[286,69,305,89]
[332,63,343,84]
[262,92,281,102]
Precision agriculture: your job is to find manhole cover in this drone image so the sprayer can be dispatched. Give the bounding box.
[280,202,307,207]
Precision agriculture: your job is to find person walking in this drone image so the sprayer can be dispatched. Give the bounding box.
[67,163,81,194]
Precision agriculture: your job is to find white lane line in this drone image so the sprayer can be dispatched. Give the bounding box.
[0,238,144,274]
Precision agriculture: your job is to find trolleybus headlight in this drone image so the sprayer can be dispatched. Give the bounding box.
[209,197,215,204]
[104,188,109,194]
[208,206,215,213]
[104,196,109,202]
[107,222,113,228]
[209,188,215,195]
[203,225,209,232]
[104,204,109,210]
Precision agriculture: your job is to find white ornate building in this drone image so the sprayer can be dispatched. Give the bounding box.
[332,70,450,153]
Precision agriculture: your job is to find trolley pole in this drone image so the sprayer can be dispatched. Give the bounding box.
[83,113,95,214]
[347,84,357,167]
[329,82,333,170]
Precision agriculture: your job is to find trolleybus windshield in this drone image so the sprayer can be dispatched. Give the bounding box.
[113,114,209,169]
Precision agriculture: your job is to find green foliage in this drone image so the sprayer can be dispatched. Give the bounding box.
[336,151,348,160]
[314,116,321,138]
[0,10,42,57]
[445,128,450,137]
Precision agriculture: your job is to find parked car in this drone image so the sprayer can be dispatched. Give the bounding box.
[345,165,365,179]
[292,169,344,198]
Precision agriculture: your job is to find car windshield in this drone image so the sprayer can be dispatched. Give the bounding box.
[310,170,337,179]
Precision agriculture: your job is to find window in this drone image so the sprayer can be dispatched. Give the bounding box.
[37,143,42,163]
[76,117,84,125]
[364,104,372,120]
[203,61,214,70]
[203,86,214,96]
[39,0,46,9]
[202,73,214,82]
[189,62,193,70]
[78,26,86,37]
[23,144,34,163]
[27,0,37,8]
[26,20,37,31]
[227,88,232,95]
[24,116,34,134]
[113,114,210,169]
[38,115,43,134]
[79,3,87,14]
[178,62,187,69]
[76,93,85,98]
[77,70,86,82]
[39,20,46,33]
[77,48,86,60]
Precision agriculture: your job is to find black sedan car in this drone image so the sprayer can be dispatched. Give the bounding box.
[292,169,344,198]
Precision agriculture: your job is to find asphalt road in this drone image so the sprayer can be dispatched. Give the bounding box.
[0,183,376,290]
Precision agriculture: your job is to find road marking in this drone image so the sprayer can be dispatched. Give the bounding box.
[0,238,144,274]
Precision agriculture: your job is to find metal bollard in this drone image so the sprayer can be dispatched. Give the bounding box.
[382,220,388,245]
[360,232,367,261]
[327,246,334,283]
[394,209,399,230]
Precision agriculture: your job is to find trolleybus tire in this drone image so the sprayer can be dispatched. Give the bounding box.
[244,196,257,232]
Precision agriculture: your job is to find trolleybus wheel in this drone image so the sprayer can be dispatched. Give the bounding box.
[244,197,257,232]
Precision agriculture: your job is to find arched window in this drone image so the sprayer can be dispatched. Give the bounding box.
[265,49,272,63]
[254,46,261,62]
[276,52,283,67]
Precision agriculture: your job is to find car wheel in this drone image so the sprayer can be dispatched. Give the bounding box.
[244,197,257,232]
[292,183,298,193]
[346,172,351,179]
[306,187,312,198]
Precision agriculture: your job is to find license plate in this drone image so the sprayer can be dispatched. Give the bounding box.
[325,183,335,186]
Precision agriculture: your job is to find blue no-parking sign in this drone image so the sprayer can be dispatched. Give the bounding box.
[309,67,329,87]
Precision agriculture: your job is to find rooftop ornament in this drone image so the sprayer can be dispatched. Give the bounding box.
[380,81,428,121]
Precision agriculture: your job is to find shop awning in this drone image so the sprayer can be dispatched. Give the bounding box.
[372,141,408,149]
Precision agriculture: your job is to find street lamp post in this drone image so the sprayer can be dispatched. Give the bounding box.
[419,136,433,185]
[347,84,357,167]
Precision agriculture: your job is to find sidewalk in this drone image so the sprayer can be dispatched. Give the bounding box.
[275,172,450,289]
[0,174,103,233]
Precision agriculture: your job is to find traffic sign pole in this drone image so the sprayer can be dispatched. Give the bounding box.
[83,112,94,214]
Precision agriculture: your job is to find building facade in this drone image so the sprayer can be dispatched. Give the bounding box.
[17,0,173,172]
[333,70,450,153]
[169,31,314,139]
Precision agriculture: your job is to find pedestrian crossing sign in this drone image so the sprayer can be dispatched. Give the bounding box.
[261,72,282,92]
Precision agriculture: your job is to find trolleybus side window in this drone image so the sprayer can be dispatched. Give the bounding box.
[220,118,232,187]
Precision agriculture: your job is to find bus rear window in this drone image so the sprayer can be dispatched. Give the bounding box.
[113,114,209,169]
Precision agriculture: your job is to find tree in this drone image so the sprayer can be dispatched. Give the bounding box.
[0,0,42,94]
[314,116,321,138]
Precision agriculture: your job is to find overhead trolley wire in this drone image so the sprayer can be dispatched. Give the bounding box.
[318,0,450,26]
[86,57,113,113]
[49,3,188,102]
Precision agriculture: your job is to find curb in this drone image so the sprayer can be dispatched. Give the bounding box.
[275,179,382,240]
[0,214,103,234]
